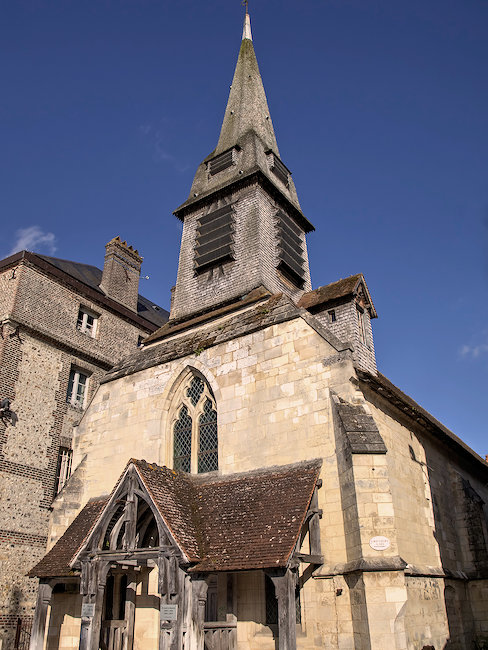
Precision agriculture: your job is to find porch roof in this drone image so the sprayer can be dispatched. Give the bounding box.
[28,497,107,578]
[29,458,321,578]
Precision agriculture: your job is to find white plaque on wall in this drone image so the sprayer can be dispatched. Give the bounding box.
[369,536,390,551]
[81,603,95,617]
[161,604,178,621]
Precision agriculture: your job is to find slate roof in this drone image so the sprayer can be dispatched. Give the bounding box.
[37,254,168,328]
[356,369,488,475]
[102,293,301,384]
[102,292,348,384]
[332,395,387,454]
[28,498,107,578]
[298,274,377,317]
[30,459,321,578]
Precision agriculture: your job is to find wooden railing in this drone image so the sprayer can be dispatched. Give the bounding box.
[204,621,237,650]
[100,620,127,650]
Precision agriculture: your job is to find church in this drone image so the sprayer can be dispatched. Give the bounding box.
[29,11,488,650]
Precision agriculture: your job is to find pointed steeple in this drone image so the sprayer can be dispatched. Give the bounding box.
[214,12,279,157]
[170,13,314,323]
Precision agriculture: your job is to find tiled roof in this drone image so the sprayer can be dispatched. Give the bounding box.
[102,292,348,385]
[190,460,321,571]
[144,286,271,345]
[298,274,377,317]
[28,498,107,578]
[30,459,321,578]
[136,459,323,572]
[102,294,302,384]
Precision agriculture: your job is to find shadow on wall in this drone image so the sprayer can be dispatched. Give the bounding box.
[424,441,488,650]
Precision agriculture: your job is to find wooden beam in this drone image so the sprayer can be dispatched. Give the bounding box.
[293,553,323,564]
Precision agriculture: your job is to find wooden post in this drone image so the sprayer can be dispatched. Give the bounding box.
[158,554,186,650]
[123,571,136,650]
[190,575,208,650]
[79,560,109,650]
[308,485,322,556]
[269,569,297,650]
[29,581,53,650]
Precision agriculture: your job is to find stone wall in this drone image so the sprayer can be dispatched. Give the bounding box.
[45,311,488,649]
[0,256,157,648]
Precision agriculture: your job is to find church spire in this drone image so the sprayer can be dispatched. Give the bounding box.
[170,12,314,322]
[214,10,279,157]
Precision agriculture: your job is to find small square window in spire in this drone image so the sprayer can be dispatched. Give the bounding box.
[195,205,234,273]
[276,211,306,287]
[208,148,235,176]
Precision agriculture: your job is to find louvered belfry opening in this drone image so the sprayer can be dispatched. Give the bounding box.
[276,210,306,287]
[208,148,235,176]
[269,153,290,187]
[195,204,234,273]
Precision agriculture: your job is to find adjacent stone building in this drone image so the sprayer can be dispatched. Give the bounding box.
[0,237,168,647]
[29,12,488,650]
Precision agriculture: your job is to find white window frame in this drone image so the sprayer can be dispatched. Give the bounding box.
[76,307,98,337]
[67,368,89,408]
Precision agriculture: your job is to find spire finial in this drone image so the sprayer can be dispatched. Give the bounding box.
[242,1,252,40]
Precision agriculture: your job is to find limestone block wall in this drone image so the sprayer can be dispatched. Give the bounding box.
[69,317,350,500]
[46,310,488,650]
[171,182,311,321]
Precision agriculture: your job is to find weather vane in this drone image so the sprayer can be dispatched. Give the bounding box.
[242,0,249,14]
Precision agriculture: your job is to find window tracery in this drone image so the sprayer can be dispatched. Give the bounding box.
[173,373,218,473]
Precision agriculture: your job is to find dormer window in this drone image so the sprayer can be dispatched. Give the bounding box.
[195,204,234,273]
[208,148,236,176]
[276,210,306,287]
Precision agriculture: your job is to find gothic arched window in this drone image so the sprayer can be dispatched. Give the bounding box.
[173,374,218,473]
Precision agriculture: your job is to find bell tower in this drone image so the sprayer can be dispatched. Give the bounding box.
[170,12,314,322]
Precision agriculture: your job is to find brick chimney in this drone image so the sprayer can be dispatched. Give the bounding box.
[99,237,143,311]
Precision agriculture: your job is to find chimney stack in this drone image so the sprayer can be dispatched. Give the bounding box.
[99,237,143,312]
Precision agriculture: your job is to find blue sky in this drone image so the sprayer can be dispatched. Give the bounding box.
[1,0,487,457]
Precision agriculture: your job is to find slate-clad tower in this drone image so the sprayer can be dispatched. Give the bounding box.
[170,13,314,321]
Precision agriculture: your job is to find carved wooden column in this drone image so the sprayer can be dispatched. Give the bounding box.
[269,569,297,650]
[190,574,208,650]
[123,571,136,650]
[29,581,53,650]
[79,559,109,650]
[158,554,187,650]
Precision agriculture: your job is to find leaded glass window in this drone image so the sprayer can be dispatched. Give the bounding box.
[198,399,218,473]
[172,373,218,474]
[174,405,192,472]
